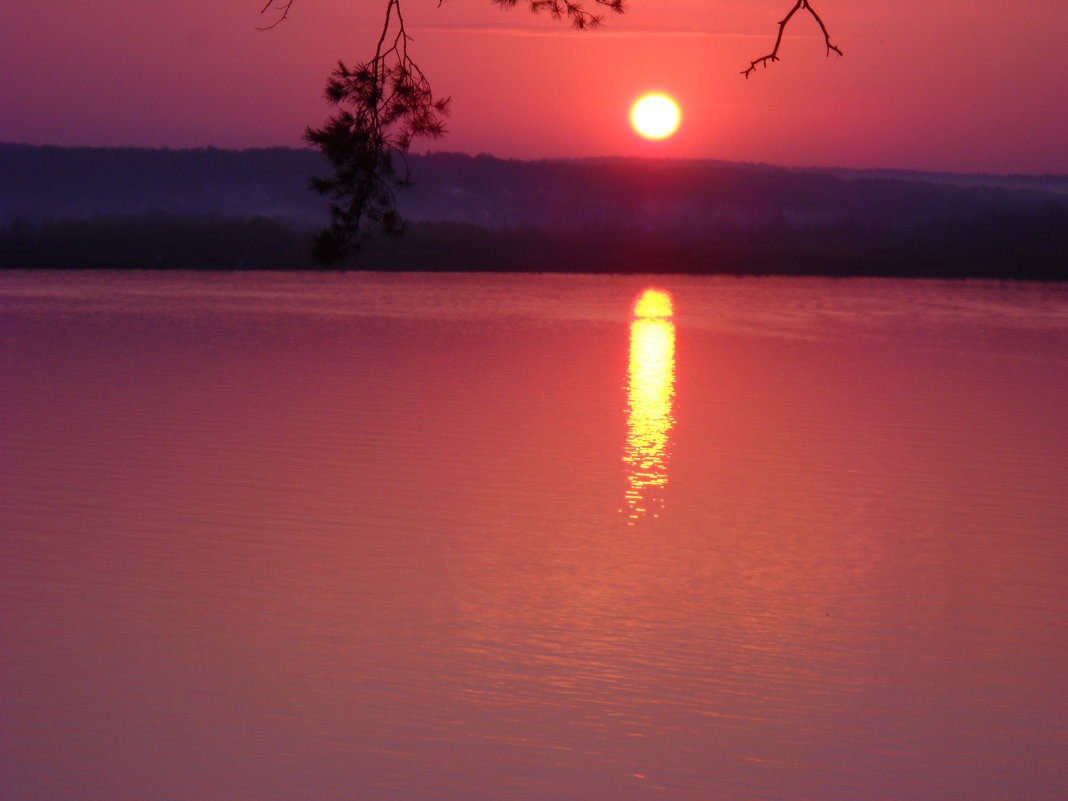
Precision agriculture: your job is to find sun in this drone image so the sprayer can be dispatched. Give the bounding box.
[630,94,681,139]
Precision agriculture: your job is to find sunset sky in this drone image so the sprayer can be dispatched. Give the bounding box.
[2,0,1066,174]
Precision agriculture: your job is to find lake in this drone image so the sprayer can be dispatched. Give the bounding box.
[2,271,1066,800]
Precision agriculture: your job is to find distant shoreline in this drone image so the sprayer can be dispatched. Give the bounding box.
[2,212,1066,282]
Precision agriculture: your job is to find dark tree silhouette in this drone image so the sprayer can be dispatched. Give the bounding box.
[299,0,452,263]
[262,0,839,262]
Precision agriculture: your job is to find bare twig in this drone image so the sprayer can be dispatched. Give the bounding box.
[258,0,296,31]
[742,0,842,78]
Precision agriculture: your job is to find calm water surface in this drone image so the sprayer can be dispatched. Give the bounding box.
[2,271,1067,800]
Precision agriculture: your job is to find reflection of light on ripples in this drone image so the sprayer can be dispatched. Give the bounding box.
[624,289,676,522]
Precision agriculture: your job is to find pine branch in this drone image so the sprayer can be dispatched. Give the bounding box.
[492,0,624,30]
[303,0,451,263]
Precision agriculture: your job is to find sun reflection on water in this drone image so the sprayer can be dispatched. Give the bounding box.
[624,289,676,522]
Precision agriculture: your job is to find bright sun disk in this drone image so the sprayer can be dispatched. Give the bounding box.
[630,95,680,139]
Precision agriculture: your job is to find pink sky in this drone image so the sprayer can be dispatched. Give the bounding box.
[2,0,1066,173]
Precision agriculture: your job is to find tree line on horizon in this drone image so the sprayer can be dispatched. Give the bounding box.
[3,204,1065,281]
[4,145,1063,233]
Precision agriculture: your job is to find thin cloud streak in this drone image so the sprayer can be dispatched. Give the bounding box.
[410,22,773,39]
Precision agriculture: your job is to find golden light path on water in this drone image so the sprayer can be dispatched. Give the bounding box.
[623,288,676,522]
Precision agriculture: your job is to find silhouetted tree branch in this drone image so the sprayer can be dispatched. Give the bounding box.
[498,0,626,30]
[263,0,624,262]
[296,0,453,263]
[742,0,842,78]
[261,0,626,32]
[259,0,295,30]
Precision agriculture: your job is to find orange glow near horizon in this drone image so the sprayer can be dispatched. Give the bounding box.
[624,289,676,522]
